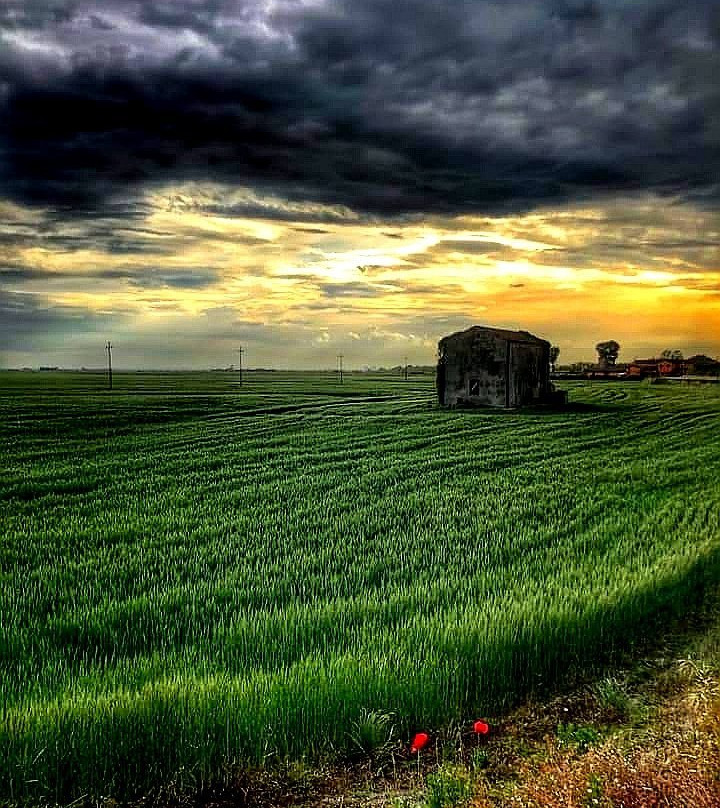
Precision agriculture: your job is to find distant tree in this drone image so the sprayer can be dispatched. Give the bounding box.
[596,340,620,367]
[660,349,684,361]
[549,345,560,373]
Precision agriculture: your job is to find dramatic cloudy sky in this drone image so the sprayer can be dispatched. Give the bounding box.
[1,0,718,369]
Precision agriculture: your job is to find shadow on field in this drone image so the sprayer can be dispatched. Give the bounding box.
[435,400,625,417]
[561,400,628,414]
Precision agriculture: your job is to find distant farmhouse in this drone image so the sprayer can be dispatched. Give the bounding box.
[437,325,565,408]
[557,353,720,381]
[627,354,720,379]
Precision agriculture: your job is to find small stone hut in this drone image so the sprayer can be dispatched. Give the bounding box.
[437,325,562,408]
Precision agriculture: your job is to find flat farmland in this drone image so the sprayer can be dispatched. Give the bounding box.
[1,372,719,803]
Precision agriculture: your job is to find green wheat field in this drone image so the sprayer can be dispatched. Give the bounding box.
[1,371,719,803]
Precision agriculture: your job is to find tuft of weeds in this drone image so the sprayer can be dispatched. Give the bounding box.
[348,709,397,764]
[591,676,645,724]
[556,723,601,754]
[390,796,423,808]
[424,765,473,808]
[470,748,489,772]
[582,773,606,808]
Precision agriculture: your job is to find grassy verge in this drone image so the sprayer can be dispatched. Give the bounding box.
[128,591,720,808]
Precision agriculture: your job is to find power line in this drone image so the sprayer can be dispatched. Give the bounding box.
[105,340,113,391]
[237,346,245,386]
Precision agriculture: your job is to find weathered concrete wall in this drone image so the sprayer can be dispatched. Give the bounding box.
[438,328,551,408]
[507,342,549,407]
[439,330,509,407]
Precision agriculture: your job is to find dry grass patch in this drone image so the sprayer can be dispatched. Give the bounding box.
[474,661,720,808]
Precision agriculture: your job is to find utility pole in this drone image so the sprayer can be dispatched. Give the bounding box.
[337,354,344,383]
[404,355,408,381]
[105,341,113,391]
[237,346,245,386]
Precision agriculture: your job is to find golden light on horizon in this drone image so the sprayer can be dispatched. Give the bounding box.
[2,184,719,367]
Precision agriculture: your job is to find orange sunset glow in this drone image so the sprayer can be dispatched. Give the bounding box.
[2,186,718,369]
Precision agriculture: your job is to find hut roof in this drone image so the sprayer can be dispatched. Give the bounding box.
[439,325,550,347]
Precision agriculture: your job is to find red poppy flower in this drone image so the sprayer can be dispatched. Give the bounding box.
[410,732,430,753]
[473,720,490,735]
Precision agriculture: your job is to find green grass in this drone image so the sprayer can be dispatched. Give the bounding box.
[1,372,719,803]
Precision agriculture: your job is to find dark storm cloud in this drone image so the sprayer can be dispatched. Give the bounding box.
[0,265,59,282]
[0,0,76,29]
[0,264,220,289]
[0,0,718,217]
[0,228,172,255]
[126,268,220,288]
[0,199,273,259]
[0,289,125,348]
[192,200,361,224]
